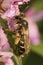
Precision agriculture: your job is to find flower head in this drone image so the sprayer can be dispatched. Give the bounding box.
[1,0,30,19]
[1,0,30,9]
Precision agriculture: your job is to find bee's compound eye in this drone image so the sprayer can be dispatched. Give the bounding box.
[15,16,22,20]
[15,16,19,19]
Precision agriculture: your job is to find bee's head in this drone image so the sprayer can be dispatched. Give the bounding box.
[15,13,24,19]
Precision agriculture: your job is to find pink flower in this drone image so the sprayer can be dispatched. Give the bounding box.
[0,26,10,51]
[0,52,14,65]
[33,10,43,22]
[1,0,30,10]
[7,19,18,31]
[29,20,40,45]
[1,0,30,19]
[1,4,20,19]
[0,26,14,65]
[25,8,40,45]
[1,0,16,9]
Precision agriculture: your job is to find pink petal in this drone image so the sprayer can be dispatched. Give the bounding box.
[29,20,40,45]
[0,52,13,63]
[5,59,14,65]
[33,10,43,22]
[0,52,13,58]
[0,26,10,49]
[1,0,15,9]
[1,5,20,19]
[2,42,10,51]
[25,8,36,18]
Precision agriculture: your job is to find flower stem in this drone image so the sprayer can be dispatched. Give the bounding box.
[14,55,22,65]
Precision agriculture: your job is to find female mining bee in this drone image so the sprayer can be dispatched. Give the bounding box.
[13,14,30,57]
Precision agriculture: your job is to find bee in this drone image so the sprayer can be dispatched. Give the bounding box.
[12,13,30,57]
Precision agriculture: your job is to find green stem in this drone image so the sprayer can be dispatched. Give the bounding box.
[18,56,22,65]
[14,55,22,65]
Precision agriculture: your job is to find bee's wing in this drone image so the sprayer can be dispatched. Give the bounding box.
[24,31,30,54]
